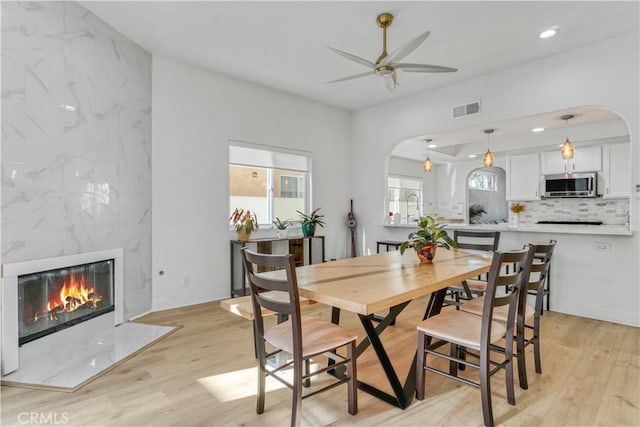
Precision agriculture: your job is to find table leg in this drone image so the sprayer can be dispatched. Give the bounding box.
[327,289,449,409]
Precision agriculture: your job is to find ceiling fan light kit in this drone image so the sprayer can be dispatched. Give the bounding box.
[327,12,457,92]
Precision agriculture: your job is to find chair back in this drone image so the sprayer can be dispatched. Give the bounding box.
[480,246,535,348]
[454,230,500,251]
[523,240,556,313]
[241,249,303,357]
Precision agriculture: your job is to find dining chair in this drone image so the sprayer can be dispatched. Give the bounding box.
[241,248,358,427]
[460,240,556,390]
[444,230,501,308]
[415,245,535,427]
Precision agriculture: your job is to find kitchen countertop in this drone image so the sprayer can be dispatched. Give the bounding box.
[384,222,633,236]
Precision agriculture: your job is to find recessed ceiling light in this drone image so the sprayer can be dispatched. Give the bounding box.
[468,154,477,158]
[531,127,545,133]
[427,144,437,148]
[539,28,557,39]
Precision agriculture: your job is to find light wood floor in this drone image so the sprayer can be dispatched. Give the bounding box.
[2,297,639,426]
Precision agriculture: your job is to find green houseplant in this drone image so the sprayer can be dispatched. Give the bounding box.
[296,208,325,237]
[272,217,291,238]
[400,216,457,262]
[230,208,259,241]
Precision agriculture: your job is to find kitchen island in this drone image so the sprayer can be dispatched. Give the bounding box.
[378,222,637,327]
[384,222,633,236]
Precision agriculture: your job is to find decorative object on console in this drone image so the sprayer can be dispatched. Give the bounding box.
[560,114,575,161]
[510,202,525,224]
[326,12,457,93]
[272,217,291,238]
[297,208,325,237]
[230,208,259,241]
[399,216,457,263]
[483,128,495,168]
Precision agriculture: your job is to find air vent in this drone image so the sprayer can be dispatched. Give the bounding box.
[452,101,481,118]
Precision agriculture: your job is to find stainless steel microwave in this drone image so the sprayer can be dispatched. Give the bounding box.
[544,172,597,198]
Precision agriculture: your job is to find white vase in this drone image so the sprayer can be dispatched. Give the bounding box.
[512,213,520,224]
[277,229,288,238]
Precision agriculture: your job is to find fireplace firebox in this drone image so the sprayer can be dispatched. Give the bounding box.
[18,259,115,345]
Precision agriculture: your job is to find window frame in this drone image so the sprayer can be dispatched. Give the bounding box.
[229,141,312,227]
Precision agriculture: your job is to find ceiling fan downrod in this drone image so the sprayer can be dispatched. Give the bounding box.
[375,13,393,65]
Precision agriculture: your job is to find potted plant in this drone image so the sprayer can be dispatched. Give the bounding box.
[230,208,259,241]
[399,216,458,263]
[296,208,325,237]
[272,217,291,238]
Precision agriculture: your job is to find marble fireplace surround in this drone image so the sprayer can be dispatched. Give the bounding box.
[1,249,177,392]
[1,249,125,376]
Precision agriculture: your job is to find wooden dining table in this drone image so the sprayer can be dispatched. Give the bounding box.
[280,248,494,409]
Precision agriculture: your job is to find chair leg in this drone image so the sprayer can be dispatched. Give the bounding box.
[303,359,311,387]
[290,359,303,427]
[479,349,495,427]
[533,335,542,374]
[449,344,459,377]
[416,331,426,400]
[533,315,542,374]
[256,361,266,414]
[516,320,528,390]
[346,340,358,415]
[504,332,516,406]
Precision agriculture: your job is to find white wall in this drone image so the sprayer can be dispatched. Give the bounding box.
[151,56,351,310]
[352,32,640,325]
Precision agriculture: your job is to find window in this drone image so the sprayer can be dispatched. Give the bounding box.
[468,170,497,191]
[387,175,422,221]
[229,141,310,226]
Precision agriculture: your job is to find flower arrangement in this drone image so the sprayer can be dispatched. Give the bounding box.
[510,203,525,214]
[400,216,458,262]
[229,208,259,235]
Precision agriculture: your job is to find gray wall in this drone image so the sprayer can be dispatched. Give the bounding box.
[1,1,152,319]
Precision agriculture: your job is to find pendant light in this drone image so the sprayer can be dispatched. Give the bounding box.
[423,139,433,173]
[483,129,494,168]
[560,114,575,160]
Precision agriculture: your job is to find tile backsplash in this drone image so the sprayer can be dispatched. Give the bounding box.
[515,198,629,225]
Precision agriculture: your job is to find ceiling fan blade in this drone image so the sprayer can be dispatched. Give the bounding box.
[396,63,458,73]
[380,31,431,66]
[326,71,374,84]
[327,47,375,69]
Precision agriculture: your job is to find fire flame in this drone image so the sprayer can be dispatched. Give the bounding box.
[34,273,102,321]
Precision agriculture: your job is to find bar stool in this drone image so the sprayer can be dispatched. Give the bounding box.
[376,240,402,253]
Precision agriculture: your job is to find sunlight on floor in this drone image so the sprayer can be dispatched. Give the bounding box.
[198,360,326,402]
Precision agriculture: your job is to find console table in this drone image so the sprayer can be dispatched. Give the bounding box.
[229,235,325,297]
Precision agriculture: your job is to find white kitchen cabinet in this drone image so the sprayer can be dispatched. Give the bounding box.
[507,153,541,201]
[541,145,602,174]
[601,143,630,198]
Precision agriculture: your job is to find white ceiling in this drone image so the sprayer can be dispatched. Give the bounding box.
[82,1,638,162]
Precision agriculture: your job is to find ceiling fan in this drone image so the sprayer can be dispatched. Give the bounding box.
[327,13,457,92]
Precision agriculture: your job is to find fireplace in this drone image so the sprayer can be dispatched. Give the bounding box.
[18,259,115,345]
[2,249,124,375]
